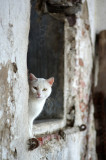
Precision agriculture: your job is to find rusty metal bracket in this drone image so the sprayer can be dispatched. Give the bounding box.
[27,124,86,151]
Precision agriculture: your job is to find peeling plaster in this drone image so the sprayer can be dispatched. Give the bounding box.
[0,0,97,160]
[0,0,30,159]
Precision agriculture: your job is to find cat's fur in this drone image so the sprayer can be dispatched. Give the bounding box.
[28,73,54,137]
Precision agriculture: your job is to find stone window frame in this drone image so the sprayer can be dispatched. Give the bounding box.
[30,0,79,136]
[32,18,75,136]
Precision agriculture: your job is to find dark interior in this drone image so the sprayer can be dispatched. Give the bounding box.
[27,0,64,121]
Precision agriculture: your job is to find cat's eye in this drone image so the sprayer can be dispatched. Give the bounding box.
[42,88,47,91]
[33,87,38,90]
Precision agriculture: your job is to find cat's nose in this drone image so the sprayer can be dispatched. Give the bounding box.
[37,93,41,97]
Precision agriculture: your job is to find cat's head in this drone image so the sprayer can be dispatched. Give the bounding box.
[29,73,54,100]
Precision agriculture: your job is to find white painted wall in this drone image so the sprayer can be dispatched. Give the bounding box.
[0,0,99,160]
[86,0,96,46]
[0,0,30,159]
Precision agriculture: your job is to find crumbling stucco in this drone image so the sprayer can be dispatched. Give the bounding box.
[0,0,30,159]
[0,0,97,160]
[27,1,97,160]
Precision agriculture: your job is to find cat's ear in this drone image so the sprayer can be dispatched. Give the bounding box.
[47,77,54,86]
[29,73,38,81]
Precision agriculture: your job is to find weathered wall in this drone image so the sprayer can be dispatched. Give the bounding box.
[26,1,97,160]
[86,0,96,45]
[0,0,97,160]
[0,0,30,159]
[64,1,97,159]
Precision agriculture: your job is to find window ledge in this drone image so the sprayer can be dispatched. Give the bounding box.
[33,119,66,136]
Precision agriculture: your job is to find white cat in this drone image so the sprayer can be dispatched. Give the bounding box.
[28,73,54,137]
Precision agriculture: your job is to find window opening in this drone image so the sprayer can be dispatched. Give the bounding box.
[27,0,64,123]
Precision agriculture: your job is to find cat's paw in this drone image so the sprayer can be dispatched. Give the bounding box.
[27,138,39,151]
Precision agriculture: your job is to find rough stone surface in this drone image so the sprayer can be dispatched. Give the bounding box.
[0,0,97,160]
[0,0,30,159]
